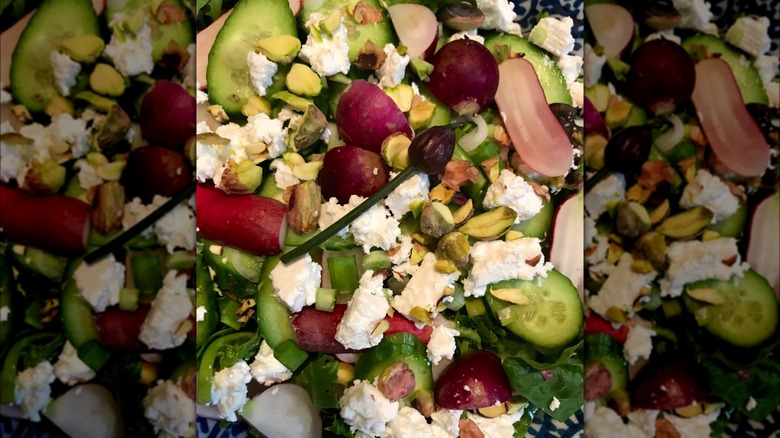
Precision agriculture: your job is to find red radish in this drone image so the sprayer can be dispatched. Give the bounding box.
[435,350,512,409]
[121,146,192,203]
[387,3,438,60]
[584,315,629,344]
[318,146,390,204]
[584,97,609,139]
[691,58,771,177]
[585,4,635,58]
[196,183,287,256]
[495,58,573,177]
[385,313,432,344]
[632,356,708,410]
[550,194,584,298]
[195,9,232,87]
[0,185,90,255]
[336,80,413,154]
[428,39,499,115]
[95,306,151,352]
[139,80,196,151]
[747,191,779,297]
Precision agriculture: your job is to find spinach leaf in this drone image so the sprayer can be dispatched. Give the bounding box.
[702,356,780,422]
[513,405,538,438]
[293,355,342,410]
[503,356,583,422]
[325,415,355,438]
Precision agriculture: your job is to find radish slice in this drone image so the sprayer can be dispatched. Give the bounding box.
[691,58,770,177]
[44,384,124,438]
[585,4,635,58]
[387,3,439,59]
[195,9,232,87]
[747,191,779,298]
[550,193,584,299]
[495,58,573,177]
[241,384,322,438]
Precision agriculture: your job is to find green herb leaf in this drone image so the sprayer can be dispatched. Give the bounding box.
[701,356,780,422]
[502,356,584,422]
[293,355,342,410]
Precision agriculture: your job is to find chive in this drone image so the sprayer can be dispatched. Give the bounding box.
[281,166,416,264]
[166,251,196,271]
[220,299,243,330]
[119,288,140,312]
[315,288,337,312]
[464,297,487,317]
[83,183,195,264]
[131,254,163,293]
[362,250,391,271]
[273,339,309,372]
[328,255,360,294]
[76,339,111,371]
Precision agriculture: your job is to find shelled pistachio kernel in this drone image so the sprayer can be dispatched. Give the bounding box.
[254,35,301,64]
[408,100,436,129]
[45,96,74,117]
[460,206,517,240]
[242,96,272,117]
[435,232,470,265]
[429,184,455,204]
[381,133,412,170]
[90,63,126,97]
[452,199,474,225]
[420,202,455,238]
[96,161,126,181]
[286,63,323,97]
[686,288,726,305]
[292,161,324,181]
[321,10,342,33]
[207,104,229,122]
[59,35,104,63]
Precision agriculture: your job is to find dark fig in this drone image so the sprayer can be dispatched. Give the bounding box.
[408,124,457,175]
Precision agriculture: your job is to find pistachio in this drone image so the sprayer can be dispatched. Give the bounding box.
[290,105,327,150]
[408,100,436,130]
[184,136,196,167]
[701,230,720,241]
[411,232,436,246]
[139,362,158,386]
[649,199,670,224]
[96,161,126,181]
[354,40,387,71]
[74,91,116,112]
[630,259,655,274]
[352,1,383,25]
[385,84,414,112]
[292,161,324,180]
[606,100,633,129]
[505,230,524,241]
[287,181,322,234]
[489,288,530,305]
[370,319,390,336]
[381,133,411,170]
[242,96,272,117]
[478,404,508,418]
[634,232,667,268]
[10,105,32,123]
[616,202,651,238]
[584,134,608,170]
[409,199,425,218]
[218,160,263,194]
[90,63,126,97]
[412,389,435,417]
[438,2,485,31]
[606,243,624,265]
[59,35,104,63]
[93,104,131,150]
[336,362,355,386]
[49,140,71,156]
[286,63,323,97]
[641,3,682,31]
[254,35,301,64]
[410,242,428,265]
[207,104,229,122]
[606,306,629,324]
[452,199,474,225]
[674,403,703,418]
[321,10,342,33]
[90,181,125,234]
[87,152,110,167]
[420,201,455,238]
[626,183,652,204]
[0,133,33,146]
[434,259,458,274]
[686,288,727,305]
[45,96,75,117]
[656,206,714,240]
[460,206,517,240]
[271,91,313,112]
[429,184,455,204]
[410,306,433,324]
[283,152,306,167]
[376,361,415,401]
[21,159,66,194]
[196,132,231,146]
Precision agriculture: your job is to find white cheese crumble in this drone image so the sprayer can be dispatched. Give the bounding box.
[584,44,606,87]
[585,173,626,218]
[377,44,410,89]
[318,196,357,237]
[14,361,55,422]
[183,44,196,89]
[0,305,9,322]
[671,0,717,34]
[660,238,750,297]
[244,113,287,159]
[725,16,771,57]
[143,380,196,438]
[154,202,196,253]
[50,52,81,97]
[483,169,545,223]
[385,172,429,219]
[123,195,167,236]
[627,409,659,437]
[139,271,194,350]
[666,409,721,438]
[570,80,584,108]
[427,324,459,365]
[300,14,351,77]
[210,360,252,422]
[623,323,656,365]
[269,253,322,313]
[754,56,779,93]
[0,82,10,104]
[270,159,299,189]
[549,396,561,411]
[680,169,740,223]
[74,254,126,313]
[746,397,758,411]
[393,253,460,316]
[475,0,522,35]
[467,409,524,438]
[0,123,22,183]
[335,271,390,350]
[350,200,402,253]
[249,340,293,386]
[384,406,453,438]
[589,253,656,318]
[463,238,553,298]
[558,55,583,89]
[196,306,207,322]
[448,29,486,45]
[585,406,649,438]
[247,51,278,97]
[529,16,576,57]
[431,409,463,437]
[74,159,103,190]
[104,15,154,76]
[53,341,95,386]
[339,380,399,436]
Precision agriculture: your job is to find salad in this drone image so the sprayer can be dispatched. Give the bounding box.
[0,0,198,436]
[582,0,779,436]
[194,0,585,436]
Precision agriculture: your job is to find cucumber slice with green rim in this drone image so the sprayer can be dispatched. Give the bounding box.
[483,33,573,105]
[707,198,747,238]
[485,269,583,349]
[511,197,554,239]
[106,0,194,62]
[207,0,297,117]
[683,269,778,348]
[10,0,100,112]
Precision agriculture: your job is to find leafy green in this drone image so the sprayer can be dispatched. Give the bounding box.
[503,356,583,422]
[293,355,342,410]
[701,355,780,421]
[454,313,522,356]
[513,340,583,371]
[325,415,355,438]
[513,405,538,437]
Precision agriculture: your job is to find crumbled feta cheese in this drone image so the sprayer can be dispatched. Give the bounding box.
[14,361,55,422]
[104,16,154,76]
[549,396,561,411]
[139,271,194,350]
[300,14,351,77]
[384,406,453,438]
[467,409,524,438]
[754,55,779,107]
[585,173,626,218]
[385,172,429,219]
[767,81,780,108]
[270,159,299,189]
[0,305,9,322]
[393,253,460,316]
[0,134,23,183]
[427,325,459,365]
[475,0,522,35]
[74,254,126,313]
[584,44,606,87]
[183,44,196,89]
[589,253,656,318]
[623,323,656,365]
[74,159,103,190]
[558,55,583,88]
[431,409,462,437]
[197,121,212,134]
[377,44,410,89]
[270,253,322,312]
[210,360,252,422]
[196,306,207,322]
[585,215,609,265]
[660,238,750,297]
[247,51,278,96]
[529,16,576,57]
[627,409,659,437]
[666,409,720,438]
[245,113,287,159]
[483,169,545,223]
[463,238,553,298]
[448,29,485,45]
[49,113,89,158]
[0,82,10,104]
[645,30,681,45]
[585,406,649,438]
[335,271,390,350]
[570,80,584,108]
[53,341,95,386]
[50,52,81,97]
[318,196,357,237]
[746,397,758,411]
[339,380,399,436]
[250,340,293,386]
[671,0,717,34]
[196,87,209,104]
[725,17,771,57]
[154,202,196,253]
[389,234,414,266]
[143,379,196,438]
[123,195,167,236]
[196,140,220,182]
[350,200,402,253]
[680,170,740,223]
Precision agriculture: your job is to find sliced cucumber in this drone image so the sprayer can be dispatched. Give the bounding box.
[707,198,747,238]
[106,0,194,62]
[512,197,554,239]
[207,0,297,117]
[683,269,778,347]
[10,0,100,112]
[485,269,583,349]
